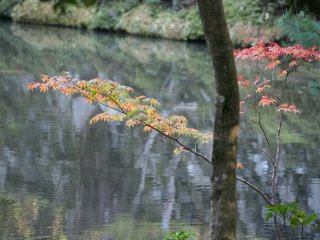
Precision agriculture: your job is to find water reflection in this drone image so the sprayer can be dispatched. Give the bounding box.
[0,20,319,239]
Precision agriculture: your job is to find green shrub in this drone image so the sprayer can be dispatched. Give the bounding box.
[178,6,203,40]
[143,0,161,5]
[0,0,23,17]
[224,0,262,25]
[118,4,203,40]
[90,0,139,30]
[164,230,193,240]
[11,0,93,27]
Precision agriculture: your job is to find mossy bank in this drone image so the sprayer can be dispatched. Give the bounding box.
[0,0,293,46]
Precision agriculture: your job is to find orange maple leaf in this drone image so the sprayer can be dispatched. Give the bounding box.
[278,70,288,78]
[277,103,300,113]
[237,163,244,170]
[258,96,277,107]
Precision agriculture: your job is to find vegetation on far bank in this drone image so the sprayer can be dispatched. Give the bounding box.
[0,0,319,46]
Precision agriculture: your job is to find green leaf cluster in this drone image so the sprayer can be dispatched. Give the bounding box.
[289,211,318,228]
[266,203,319,238]
[163,230,193,240]
[266,203,299,222]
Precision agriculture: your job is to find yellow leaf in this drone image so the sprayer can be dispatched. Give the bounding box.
[143,126,152,132]
[173,147,185,155]
[126,119,138,127]
[237,163,244,170]
[149,98,160,107]
[39,84,49,92]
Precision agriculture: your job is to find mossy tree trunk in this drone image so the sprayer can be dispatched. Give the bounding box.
[198,1,240,240]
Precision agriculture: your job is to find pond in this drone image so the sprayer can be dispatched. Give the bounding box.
[0,20,319,239]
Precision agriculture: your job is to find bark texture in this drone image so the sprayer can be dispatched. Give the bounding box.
[198,1,240,240]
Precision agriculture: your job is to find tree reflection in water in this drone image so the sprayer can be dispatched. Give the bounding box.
[0,20,319,239]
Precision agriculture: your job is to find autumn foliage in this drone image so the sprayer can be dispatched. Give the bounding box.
[27,42,320,163]
[28,72,212,158]
[26,41,320,215]
[26,39,320,240]
[235,42,320,114]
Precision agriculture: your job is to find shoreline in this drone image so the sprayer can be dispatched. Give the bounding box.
[1,0,284,46]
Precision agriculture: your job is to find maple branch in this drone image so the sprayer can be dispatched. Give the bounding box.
[275,73,289,187]
[272,112,284,203]
[260,149,275,161]
[31,75,282,205]
[281,72,289,98]
[271,73,288,204]
[74,83,212,165]
[135,121,212,164]
[158,135,186,151]
[254,108,271,151]
[271,68,276,88]
[251,108,276,168]
[236,177,273,205]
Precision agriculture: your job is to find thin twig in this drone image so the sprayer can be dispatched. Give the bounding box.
[281,72,289,98]
[63,79,280,207]
[283,216,290,240]
[272,112,284,203]
[236,177,273,205]
[78,81,278,205]
[272,71,289,202]
[260,149,276,167]
[260,149,276,168]
[274,216,281,240]
[254,108,271,151]
[75,83,212,164]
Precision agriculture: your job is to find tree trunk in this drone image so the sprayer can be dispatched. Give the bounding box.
[198,1,240,240]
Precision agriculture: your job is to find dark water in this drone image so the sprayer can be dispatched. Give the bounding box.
[0,20,319,239]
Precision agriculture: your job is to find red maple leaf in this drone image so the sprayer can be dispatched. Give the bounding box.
[277,103,300,113]
[258,96,277,107]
